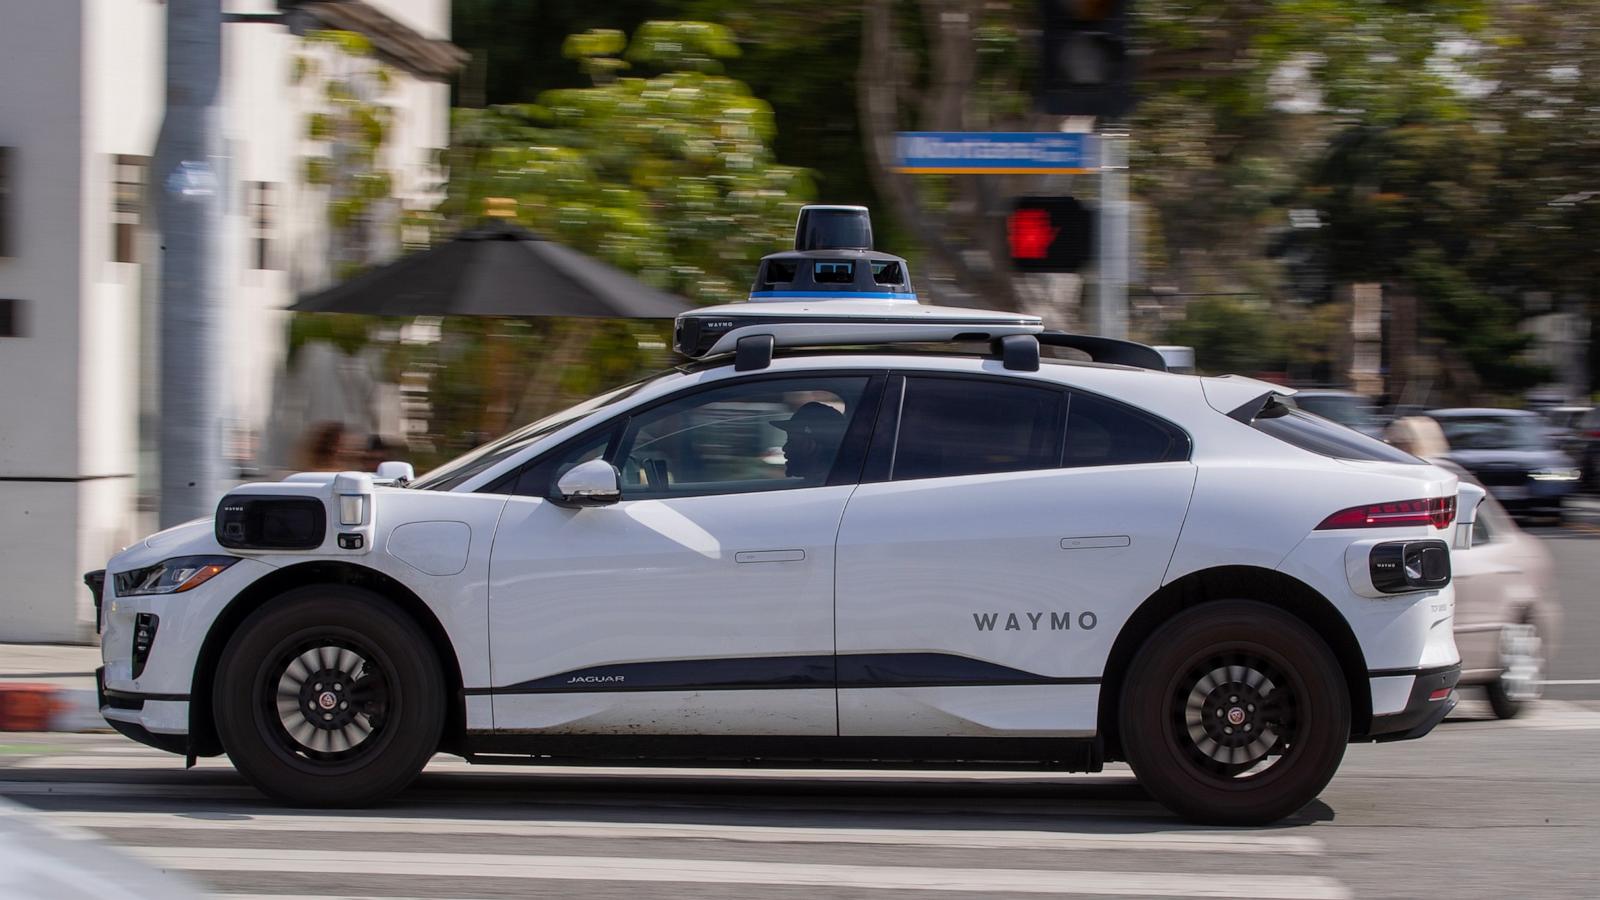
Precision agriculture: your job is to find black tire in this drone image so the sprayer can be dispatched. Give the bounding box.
[1118,600,1350,826]
[214,585,445,806]
[1486,617,1543,720]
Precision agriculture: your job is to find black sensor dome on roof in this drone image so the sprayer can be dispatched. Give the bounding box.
[751,206,915,302]
[674,204,1169,373]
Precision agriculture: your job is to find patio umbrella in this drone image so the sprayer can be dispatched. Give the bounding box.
[290,220,690,318]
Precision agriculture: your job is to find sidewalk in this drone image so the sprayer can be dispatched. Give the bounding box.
[0,643,104,732]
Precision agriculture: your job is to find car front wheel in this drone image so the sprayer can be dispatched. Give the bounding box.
[214,585,445,806]
[1118,600,1350,826]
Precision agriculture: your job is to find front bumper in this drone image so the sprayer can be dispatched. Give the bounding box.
[97,666,191,755]
[1358,664,1460,742]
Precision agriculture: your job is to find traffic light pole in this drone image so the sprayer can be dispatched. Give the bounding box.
[153,0,228,526]
[1096,131,1129,340]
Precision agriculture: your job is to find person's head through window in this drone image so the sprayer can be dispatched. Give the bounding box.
[775,401,846,481]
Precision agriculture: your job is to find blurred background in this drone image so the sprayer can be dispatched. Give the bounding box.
[3,0,1600,641]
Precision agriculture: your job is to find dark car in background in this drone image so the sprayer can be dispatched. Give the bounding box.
[1537,405,1591,462]
[1571,407,1600,489]
[1427,408,1579,519]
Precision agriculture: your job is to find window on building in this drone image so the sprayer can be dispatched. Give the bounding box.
[112,155,149,264]
[892,377,1066,481]
[250,181,279,269]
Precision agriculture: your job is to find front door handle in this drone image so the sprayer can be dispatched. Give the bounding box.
[735,549,806,564]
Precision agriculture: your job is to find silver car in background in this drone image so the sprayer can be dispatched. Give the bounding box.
[1386,417,1556,718]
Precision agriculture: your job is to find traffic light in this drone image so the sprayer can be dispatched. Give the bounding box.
[1008,197,1093,273]
[1037,0,1135,119]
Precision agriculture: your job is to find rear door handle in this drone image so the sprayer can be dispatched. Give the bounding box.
[735,549,806,564]
[1061,535,1131,550]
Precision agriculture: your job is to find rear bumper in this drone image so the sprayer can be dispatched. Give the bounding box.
[1357,664,1460,742]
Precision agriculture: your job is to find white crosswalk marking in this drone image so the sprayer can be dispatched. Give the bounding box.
[130,847,1353,899]
[0,733,1361,900]
[48,810,1327,854]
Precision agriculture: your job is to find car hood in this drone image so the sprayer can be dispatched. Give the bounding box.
[105,517,227,575]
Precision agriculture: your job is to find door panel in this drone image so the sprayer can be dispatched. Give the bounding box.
[486,373,880,736]
[835,463,1197,736]
[489,487,853,734]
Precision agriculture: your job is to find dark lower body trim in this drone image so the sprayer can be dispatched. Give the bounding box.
[105,717,192,756]
[0,474,134,483]
[1357,664,1460,742]
[460,733,1103,771]
[467,652,1101,697]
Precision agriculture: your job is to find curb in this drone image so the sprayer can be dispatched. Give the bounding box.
[0,683,104,733]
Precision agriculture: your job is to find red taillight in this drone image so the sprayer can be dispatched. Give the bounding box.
[1316,496,1456,530]
[1588,429,1600,438]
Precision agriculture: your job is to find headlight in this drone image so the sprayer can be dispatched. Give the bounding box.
[113,555,237,596]
[1530,467,1580,482]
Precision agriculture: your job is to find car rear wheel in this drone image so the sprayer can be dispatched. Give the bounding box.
[1118,600,1350,826]
[1486,619,1543,720]
[214,585,444,806]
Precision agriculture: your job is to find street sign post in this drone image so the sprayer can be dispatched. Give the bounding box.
[893,129,1127,340]
[894,132,1099,174]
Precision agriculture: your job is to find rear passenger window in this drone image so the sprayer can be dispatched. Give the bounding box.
[1064,392,1190,467]
[892,378,1064,480]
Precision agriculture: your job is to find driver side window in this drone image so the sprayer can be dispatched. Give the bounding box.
[618,376,870,500]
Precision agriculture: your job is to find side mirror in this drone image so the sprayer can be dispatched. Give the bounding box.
[374,461,415,486]
[554,459,622,507]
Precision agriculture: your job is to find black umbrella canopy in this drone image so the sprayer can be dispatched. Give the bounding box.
[290,221,691,319]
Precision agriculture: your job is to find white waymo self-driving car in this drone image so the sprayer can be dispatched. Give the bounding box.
[91,208,1479,825]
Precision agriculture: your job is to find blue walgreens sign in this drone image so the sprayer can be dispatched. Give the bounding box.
[894,132,1099,174]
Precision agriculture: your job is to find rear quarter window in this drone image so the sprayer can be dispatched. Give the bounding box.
[1253,407,1424,464]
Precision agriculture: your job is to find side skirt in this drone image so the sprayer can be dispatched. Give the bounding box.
[458,733,1103,772]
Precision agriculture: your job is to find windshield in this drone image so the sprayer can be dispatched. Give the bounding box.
[1294,395,1378,431]
[1434,415,1550,452]
[410,371,674,491]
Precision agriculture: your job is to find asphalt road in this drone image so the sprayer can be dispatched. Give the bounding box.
[1517,496,1600,701]
[2,694,1599,900]
[4,518,1597,899]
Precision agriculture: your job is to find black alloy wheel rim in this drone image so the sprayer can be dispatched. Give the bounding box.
[1169,649,1302,780]
[258,634,396,767]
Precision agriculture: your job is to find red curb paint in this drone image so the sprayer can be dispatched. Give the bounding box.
[0,683,62,731]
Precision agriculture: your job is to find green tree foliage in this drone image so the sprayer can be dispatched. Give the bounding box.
[295,30,399,279]
[445,20,812,305]
[1164,295,1274,376]
[1292,1,1600,396]
[397,21,815,465]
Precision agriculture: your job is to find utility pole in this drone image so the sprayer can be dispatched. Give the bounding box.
[1096,130,1129,340]
[152,0,227,527]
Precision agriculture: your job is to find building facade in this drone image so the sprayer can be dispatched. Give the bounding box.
[0,0,458,641]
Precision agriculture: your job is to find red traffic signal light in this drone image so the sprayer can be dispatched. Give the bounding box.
[1008,197,1092,272]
